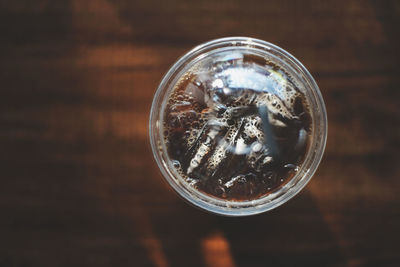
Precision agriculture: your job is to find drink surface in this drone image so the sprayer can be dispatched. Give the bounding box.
[163,51,312,201]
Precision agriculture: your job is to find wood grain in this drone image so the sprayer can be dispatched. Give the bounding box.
[0,0,399,266]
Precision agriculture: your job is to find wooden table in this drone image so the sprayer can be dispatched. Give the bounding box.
[1,1,399,266]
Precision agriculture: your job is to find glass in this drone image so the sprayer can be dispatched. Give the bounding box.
[149,37,327,216]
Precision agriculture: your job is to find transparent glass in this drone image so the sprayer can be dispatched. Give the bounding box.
[149,37,327,216]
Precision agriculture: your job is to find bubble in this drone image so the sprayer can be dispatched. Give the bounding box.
[252,142,262,152]
[172,160,181,169]
[212,78,224,88]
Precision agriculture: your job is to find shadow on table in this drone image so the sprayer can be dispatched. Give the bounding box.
[217,191,345,267]
[148,190,344,267]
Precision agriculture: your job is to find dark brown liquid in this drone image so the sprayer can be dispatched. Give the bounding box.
[163,52,312,201]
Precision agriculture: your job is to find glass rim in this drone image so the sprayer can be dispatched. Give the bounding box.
[149,37,327,216]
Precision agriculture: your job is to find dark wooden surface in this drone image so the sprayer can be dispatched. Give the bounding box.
[1,1,399,266]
